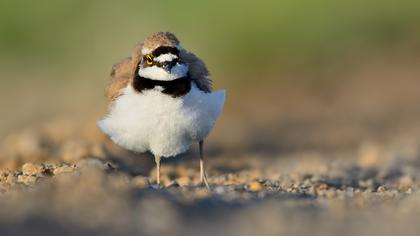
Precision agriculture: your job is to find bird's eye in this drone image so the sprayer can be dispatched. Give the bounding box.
[145,54,154,65]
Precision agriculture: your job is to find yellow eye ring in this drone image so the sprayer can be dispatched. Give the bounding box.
[145,54,154,65]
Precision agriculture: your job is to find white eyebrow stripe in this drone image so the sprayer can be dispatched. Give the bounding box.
[154,53,178,63]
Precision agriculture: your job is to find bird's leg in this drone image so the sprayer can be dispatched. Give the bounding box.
[199,140,210,188]
[155,155,161,188]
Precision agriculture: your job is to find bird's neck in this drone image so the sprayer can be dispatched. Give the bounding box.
[133,74,192,98]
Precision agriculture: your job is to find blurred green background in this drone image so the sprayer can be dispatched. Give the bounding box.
[1,0,420,139]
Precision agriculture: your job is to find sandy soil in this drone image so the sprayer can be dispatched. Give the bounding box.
[1,119,420,236]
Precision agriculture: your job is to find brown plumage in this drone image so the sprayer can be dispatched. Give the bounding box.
[105,32,212,101]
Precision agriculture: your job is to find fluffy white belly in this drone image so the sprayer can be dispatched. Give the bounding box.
[98,85,225,157]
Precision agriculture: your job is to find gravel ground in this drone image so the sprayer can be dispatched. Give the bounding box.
[1,117,420,236]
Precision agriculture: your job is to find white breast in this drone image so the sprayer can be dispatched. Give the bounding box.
[97,85,226,158]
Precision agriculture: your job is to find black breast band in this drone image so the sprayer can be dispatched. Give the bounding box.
[133,73,191,98]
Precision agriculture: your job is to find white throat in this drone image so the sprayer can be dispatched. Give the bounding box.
[138,64,188,81]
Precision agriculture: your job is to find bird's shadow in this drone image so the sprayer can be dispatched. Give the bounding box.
[102,142,229,177]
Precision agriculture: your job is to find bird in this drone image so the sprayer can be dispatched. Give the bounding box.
[97,32,225,188]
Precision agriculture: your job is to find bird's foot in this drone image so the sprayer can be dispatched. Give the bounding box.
[150,184,162,190]
[200,178,210,189]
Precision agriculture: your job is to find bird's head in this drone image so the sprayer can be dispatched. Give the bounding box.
[137,32,189,81]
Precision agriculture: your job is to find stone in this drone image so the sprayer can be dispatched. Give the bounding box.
[53,165,76,175]
[248,181,263,192]
[17,175,37,185]
[317,183,329,190]
[22,163,44,176]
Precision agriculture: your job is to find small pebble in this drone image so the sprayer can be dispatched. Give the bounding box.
[377,186,387,192]
[17,175,37,185]
[22,163,44,176]
[5,174,17,185]
[317,183,329,190]
[214,186,227,194]
[53,166,75,175]
[248,181,263,192]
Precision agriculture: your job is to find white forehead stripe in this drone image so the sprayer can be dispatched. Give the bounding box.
[154,53,178,63]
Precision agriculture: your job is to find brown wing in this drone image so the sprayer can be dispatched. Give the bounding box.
[105,57,132,101]
[105,43,144,101]
[180,49,212,92]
